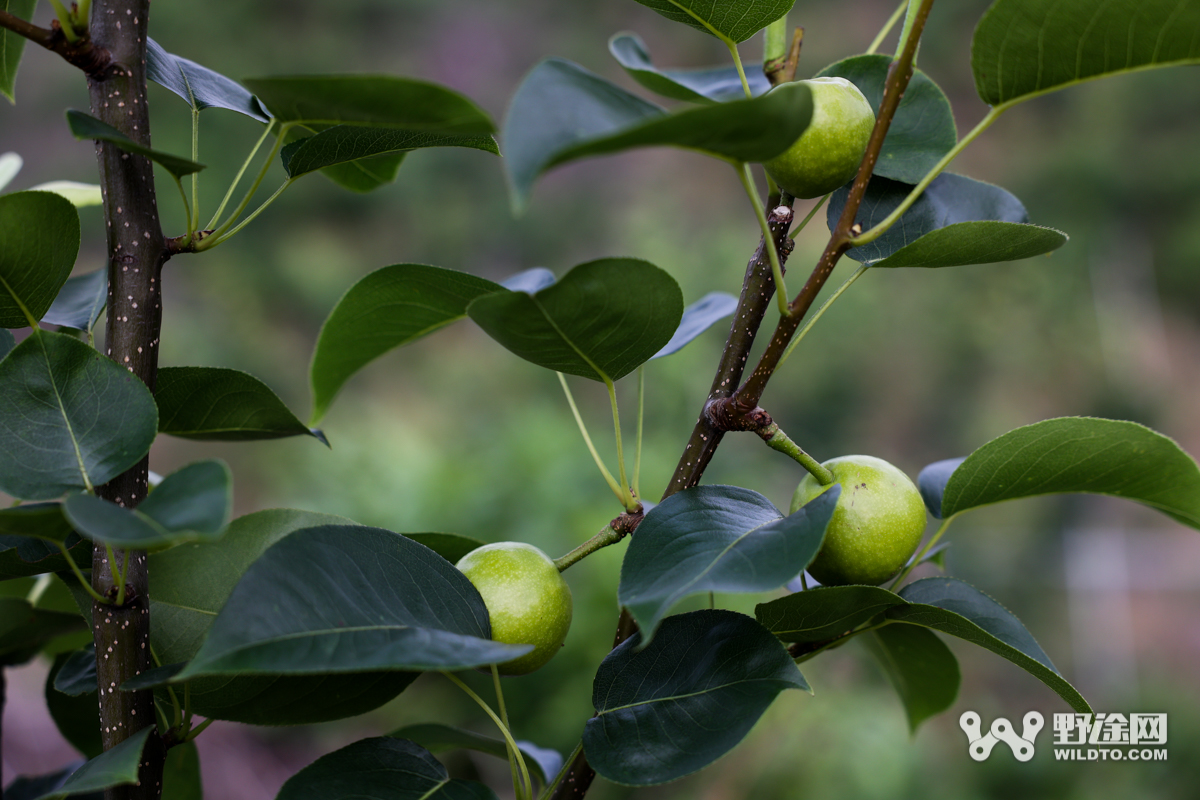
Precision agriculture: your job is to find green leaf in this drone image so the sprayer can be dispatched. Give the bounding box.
[242,76,495,135]
[862,623,960,733]
[633,0,796,44]
[618,484,838,643]
[65,111,205,179]
[503,59,811,210]
[0,596,85,666]
[755,585,907,643]
[608,32,769,103]
[161,742,202,800]
[318,152,406,193]
[651,292,738,360]
[0,502,73,543]
[920,417,1200,528]
[277,737,498,800]
[64,460,232,551]
[310,264,502,423]
[972,0,1200,108]
[148,508,417,724]
[155,366,325,444]
[0,331,158,500]
[3,764,94,800]
[0,0,36,103]
[0,190,80,328]
[175,525,529,680]
[52,643,96,695]
[146,38,269,122]
[280,126,498,179]
[468,258,683,382]
[388,724,561,786]
[0,535,84,580]
[887,577,1091,713]
[815,54,957,185]
[402,532,486,565]
[829,173,1030,265]
[46,652,102,759]
[32,726,151,800]
[584,609,807,785]
[41,269,106,332]
[868,221,1068,269]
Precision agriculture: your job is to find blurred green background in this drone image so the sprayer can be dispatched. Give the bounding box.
[2,0,1199,798]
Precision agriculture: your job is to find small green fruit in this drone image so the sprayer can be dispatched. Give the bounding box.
[456,542,572,675]
[791,455,926,586]
[763,77,875,199]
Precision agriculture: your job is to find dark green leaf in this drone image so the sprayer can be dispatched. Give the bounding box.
[280,126,498,179]
[755,585,906,643]
[468,258,683,383]
[0,190,80,328]
[52,643,96,695]
[148,509,415,724]
[829,173,1029,264]
[161,742,202,800]
[318,152,406,193]
[815,54,956,185]
[3,763,95,800]
[310,264,503,423]
[0,0,36,103]
[888,577,1090,713]
[41,269,106,332]
[0,503,73,543]
[63,460,232,551]
[503,59,811,210]
[278,737,499,800]
[619,484,838,642]
[972,0,1200,108]
[0,535,84,580]
[0,333,157,501]
[584,610,807,785]
[608,32,769,103]
[869,221,1068,269]
[862,623,959,733]
[120,661,184,691]
[46,652,102,758]
[388,724,561,786]
[926,417,1200,528]
[65,111,205,179]
[176,525,529,680]
[146,38,269,122]
[0,596,85,665]
[156,366,324,443]
[402,533,486,565]
[32,727,151,800]
[634,0,796,44]
[242,76,494,135]
[651,292,738,359]
[1,327,13,359]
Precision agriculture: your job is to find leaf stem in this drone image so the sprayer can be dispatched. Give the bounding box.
[492,664,530,800]
[889,516,954,589]
[47,0,79,43]
[104,543,121,594]
[632,365,644,500]
[56,541,108,604]
[206,122,274,230]
[788,193,829,241]
[737,162,790,316]
[777,264,869,369]
[849,106,1004,247]
[794,619,894,664]
[763,14,789,79]
[539,743,582,800]
[184,717,214,742]
[172,176,192,247]
[443,671,532,800]
[604,377,636,511]
[868,0,909,55]
[204,178,295,248]
[757,422,834,485]
[203,122,293,244]
[556,373,626,509]
[189,107,200,234]
[725,40,753,99]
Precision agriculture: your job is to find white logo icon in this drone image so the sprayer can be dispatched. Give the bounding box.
[960,711,1044,761]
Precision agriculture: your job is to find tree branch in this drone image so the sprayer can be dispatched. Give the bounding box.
[0,10,111,75]
[84,2,167,798]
